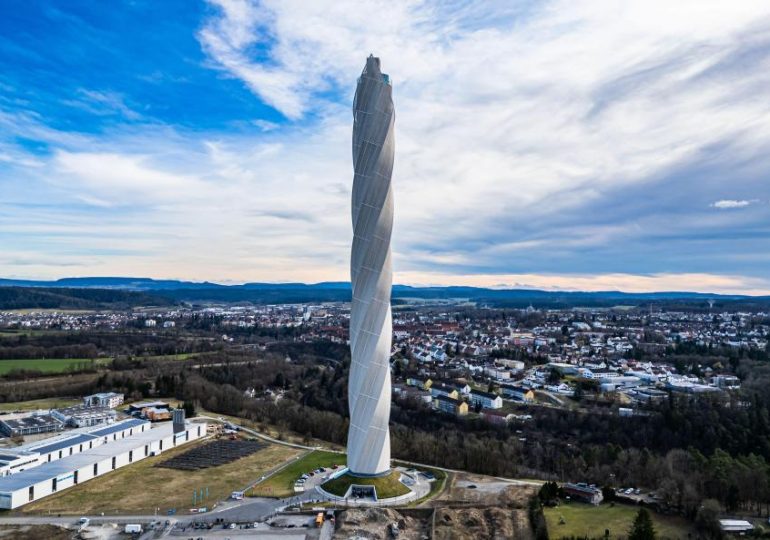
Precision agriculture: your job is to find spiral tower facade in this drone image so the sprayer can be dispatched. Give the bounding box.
[347,55,394,476]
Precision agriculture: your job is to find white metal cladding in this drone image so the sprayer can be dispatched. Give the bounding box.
[0,422,206,509]
[347,55,394,476]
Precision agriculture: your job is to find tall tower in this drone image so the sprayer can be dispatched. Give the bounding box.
[347,55,394,476]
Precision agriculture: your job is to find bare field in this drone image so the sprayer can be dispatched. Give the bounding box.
[334,508,432,540]
[22,439,300,515]
[0,524,71,540]
[433,507,533,540]
[432,472,537,508]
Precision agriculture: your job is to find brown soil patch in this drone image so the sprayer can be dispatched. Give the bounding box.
[0,524,72,540]
[333,508,431,540]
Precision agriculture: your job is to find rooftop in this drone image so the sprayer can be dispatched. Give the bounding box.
[0,415,61,430]
[89,418,146,438]
[21,418,149,455]
[0,422,179,493]
[31,433,97,456]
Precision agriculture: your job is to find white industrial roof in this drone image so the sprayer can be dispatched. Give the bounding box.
[719,519,754,531]
[18,418,148,455]
[0,422,180,493]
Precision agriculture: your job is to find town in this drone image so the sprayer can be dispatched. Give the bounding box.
[0,298,769,538]
[2,302,765,421]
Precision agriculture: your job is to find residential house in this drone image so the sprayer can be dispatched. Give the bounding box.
[433,395,468,416]
[430,383,459,400]
[469,390,503,410]
[563,483,603,505]
[501,385,535,403]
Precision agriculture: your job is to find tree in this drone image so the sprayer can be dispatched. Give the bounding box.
[548,368,562,384]
[628,508,656,540]
[695,499,722,539]
[182,400,196,418]
[538,481,561,504]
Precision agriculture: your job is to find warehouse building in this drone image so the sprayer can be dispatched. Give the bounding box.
[0,418,152,476]
[24,418,149,466]
[0,414,62,437]
[127,401,169,415]
[0,452,40,477]
[51,406,117,428]
[0,419,206,509]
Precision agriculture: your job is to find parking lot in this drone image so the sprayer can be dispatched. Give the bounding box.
[292,465,341,493]
[615,487,661,505]
[169,513,332,539]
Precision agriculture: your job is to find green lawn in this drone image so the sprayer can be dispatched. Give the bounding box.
[322,470,411,499]
[0,358,110,375]
[545,502,695,539]
[249,450,345,498]
[0,397,81,411]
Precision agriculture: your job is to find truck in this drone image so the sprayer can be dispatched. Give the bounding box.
[124,524,143,534]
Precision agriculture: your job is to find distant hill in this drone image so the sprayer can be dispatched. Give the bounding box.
[0,277,224,290]
[1,277,768,309]
[0,287,173,310]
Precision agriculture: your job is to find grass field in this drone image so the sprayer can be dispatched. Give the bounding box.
[0,397,81,411]
[249,450,345,498]
[322,470,411,499]
[22,439,301,515]
[0,358,110,375]
[544,502,695,539]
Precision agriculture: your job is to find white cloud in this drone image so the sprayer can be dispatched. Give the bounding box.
[2,1,770,293]
[396,271,770,296]
[53,151,208,204]
[196,0,770,247]
[711,199,754,209]
[62,89,142,120]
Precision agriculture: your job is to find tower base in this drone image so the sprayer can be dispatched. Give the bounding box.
[319,468,416,505]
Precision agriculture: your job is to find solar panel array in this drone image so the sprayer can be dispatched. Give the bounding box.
[155,439,263,471]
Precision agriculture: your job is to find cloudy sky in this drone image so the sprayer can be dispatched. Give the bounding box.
[1,0,769,294]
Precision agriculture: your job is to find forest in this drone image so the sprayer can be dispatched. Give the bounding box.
[0,286,171,309]
[2,325,770,527]
[50,340,770,523]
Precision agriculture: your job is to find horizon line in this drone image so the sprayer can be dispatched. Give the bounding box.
[1,275,769,298]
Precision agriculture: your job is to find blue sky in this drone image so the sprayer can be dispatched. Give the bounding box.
[1,0,769,294]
